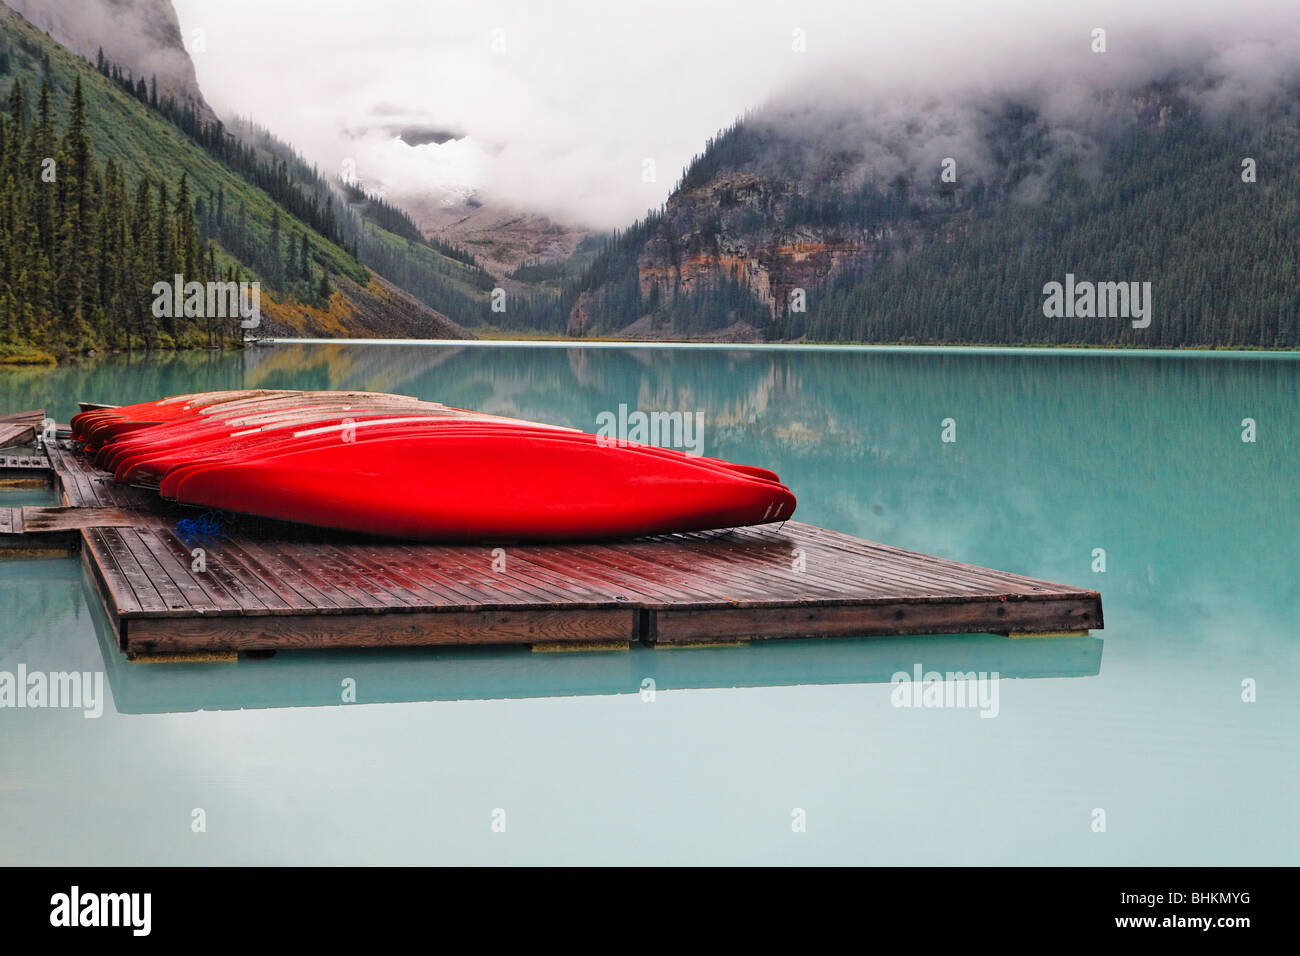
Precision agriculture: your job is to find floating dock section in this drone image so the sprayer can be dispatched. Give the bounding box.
[3,426,1103,658]
[0,408,43,449]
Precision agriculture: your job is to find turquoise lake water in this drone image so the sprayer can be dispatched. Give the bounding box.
[1,342,1296,864]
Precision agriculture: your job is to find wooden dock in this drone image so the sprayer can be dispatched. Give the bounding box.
[0,408,43,450]
[6,433,1103,658]
[0,451,51,476]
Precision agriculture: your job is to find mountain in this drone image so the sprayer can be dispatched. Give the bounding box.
[558,75,1300,348]
[5,0,216,124]
[409,194,588,288]
[0,3,474,354]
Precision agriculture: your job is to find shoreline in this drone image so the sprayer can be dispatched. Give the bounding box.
[257,337,1300,360]
[0,341,245,368]
[3,336,1298,368]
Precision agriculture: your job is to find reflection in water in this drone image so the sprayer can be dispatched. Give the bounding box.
[1,343,1295,865]
[81,577,1102,714]
[183,344,1300,630]
[3,342,1295,642]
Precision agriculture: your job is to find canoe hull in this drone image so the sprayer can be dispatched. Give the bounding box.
[167,431,796,541]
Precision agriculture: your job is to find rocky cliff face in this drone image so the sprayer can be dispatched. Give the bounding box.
[567,140,920,338]
[636,176,872,314]
[4,0,216,123]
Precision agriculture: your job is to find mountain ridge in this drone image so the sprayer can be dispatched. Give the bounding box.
[553,76,1300,348]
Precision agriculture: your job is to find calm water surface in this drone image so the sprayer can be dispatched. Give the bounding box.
[1,343,1296,864]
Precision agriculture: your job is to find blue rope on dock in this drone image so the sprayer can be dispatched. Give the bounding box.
[175,512,225,538]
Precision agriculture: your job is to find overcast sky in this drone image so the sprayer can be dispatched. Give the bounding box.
[170,0,1300,229]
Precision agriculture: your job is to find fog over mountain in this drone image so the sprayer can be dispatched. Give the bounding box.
[6,0,216,122]
[157,0,1300,230]
[756,12,1300,201]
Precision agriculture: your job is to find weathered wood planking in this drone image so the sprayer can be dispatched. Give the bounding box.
[15,506,137,533]
[35,438,1102,656]
[0,409,44,453]
[127,608,637,654]
[0,453,50,472]
[0,506,136,555]
[0,424,36,449]
[0,408,44,426]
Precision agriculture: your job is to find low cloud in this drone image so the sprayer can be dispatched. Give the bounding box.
[11,0,211,113]
[168,0,1300,229]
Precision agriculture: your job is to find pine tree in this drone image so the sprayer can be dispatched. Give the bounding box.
[175,172,199,279]
[32,83,56,253]
[268,207,282,284]
[286,231,297,282]
[235,201,247,259]
[130,177,156,348]
[6,77,24,129]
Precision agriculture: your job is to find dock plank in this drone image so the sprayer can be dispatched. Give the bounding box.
[133,528,232,616]
[0,423,36,449]
[0,409,44,426]
[148,528,250,614]
[398,542,580,607]
[305,540,410,610]
[126,607,637,654]
[191,535,295,614]
[652,594,1102,643]
[15,506,135,533]
[96,529,167,615]
[238,536,360,611]
[80,530,141,618]
[399,543,611,607]
[206,534,322,612]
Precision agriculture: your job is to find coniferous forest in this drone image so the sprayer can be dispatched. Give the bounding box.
[0,76,238,353]
[0,7,492,360]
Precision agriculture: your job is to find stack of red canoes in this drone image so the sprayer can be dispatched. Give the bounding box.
[70,390,796,541]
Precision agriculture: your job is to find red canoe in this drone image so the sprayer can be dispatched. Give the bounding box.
[162,428,795,541]
[76,389,797,541]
